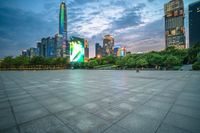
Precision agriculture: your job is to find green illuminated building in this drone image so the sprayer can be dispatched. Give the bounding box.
[59,1,67,37]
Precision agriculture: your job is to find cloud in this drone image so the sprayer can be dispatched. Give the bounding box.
[0,7,57,57]
[0,0,193,58]
[148,0,155,2]
[111,4,146,30]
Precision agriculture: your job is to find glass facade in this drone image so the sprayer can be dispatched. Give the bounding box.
[59,2,67,37]
[164,0,186,48]
[95,43,102,58]
[189,1,200,47]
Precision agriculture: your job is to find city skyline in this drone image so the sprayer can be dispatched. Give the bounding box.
[0,0,197,58]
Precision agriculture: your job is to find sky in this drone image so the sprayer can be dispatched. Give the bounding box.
[0,0,197,58]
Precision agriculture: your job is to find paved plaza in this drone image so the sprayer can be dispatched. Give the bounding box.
[0,70,200,133]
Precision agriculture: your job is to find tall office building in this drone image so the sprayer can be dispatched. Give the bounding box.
[95,43,103,58]
[37,37,57,58]
[189,1,200,47]
[58,2,69,57]
[59,1,67,37]
[103,35,114,56]
[46,37,56,58]
[164,0,186,48]
[40,38,47,57]
[37,42,42,56]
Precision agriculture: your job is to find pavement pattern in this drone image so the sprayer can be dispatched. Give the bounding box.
[0,70,200,133]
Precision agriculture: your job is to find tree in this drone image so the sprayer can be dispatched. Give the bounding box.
[187,44,200,63]
[192,62,200,70]
[136,58,148,68]
[88,60,98,68]
[164,55,181,68]
[1,56,14,68]
[115,57,126,68]
[30,56,45,65]
[13,56,30,67]
[148,53,164,68]
[104,55,116,64]
[197,53,200,62]
[127,58,136,68]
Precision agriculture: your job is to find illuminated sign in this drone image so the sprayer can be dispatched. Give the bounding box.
[70,37,84,62]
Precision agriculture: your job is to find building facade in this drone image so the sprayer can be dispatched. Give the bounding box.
[21,50,30,57]
[46,37,56,58]
[37,37,57,58]
[59,2,67,37]
[84,40,89,62]
[30,48,39,58]
[189,1,200,47]
[55,34,69,58]
[114,45,126,57]
[164,0,186,48]
[103,35,114,56]
[95,43,103,58]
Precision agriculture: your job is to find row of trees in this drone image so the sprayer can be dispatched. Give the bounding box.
[71,44,200,70]
[0,56,69,69]
[1,44,200,70]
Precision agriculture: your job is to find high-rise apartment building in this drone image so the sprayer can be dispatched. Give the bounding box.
[164,0,186,48]
[189,1,200,47]
[103,35,114,56]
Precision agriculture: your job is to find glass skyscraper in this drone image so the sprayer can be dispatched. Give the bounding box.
[59,2,67,37]
[189,1,200,48]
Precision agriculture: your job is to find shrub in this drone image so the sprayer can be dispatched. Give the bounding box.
[192,62,200,70]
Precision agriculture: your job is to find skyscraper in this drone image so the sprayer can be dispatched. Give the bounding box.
[95,43,102,58]
[164,0,186,48]
[59,1,67,37]
[103,35,114,56]
[58,2,69,57]
[189,1,200,48]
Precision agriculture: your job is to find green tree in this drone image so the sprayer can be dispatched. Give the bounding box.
[164,55,181,68]
[197,53,200,62]
[192,62,200,70]
[13,56,30,67]
[30,56,45,65]
[88,60,98,68]
[1,56,14,68]
[136,58,148,68]
[115,57,126,68]
[127,58,136,68]
[187,44,200,63]
[148,53,164,68]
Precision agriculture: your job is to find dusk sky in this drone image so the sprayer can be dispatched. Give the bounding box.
[0,0,197,58]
